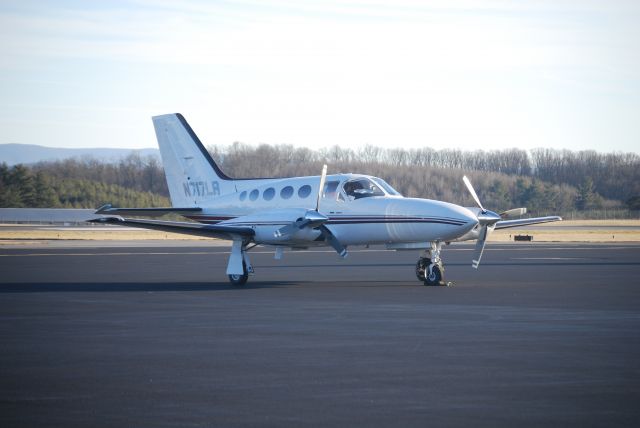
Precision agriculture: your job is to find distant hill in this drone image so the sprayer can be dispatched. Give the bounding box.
[0,143,160,166]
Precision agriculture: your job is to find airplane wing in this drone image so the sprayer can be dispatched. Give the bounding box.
[95,204,202,217]
[89,217,254,240]
[494,216,562,230]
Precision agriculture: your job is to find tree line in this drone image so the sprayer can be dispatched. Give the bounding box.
[211,143,637,214]
[1,145,638,216]
[0,163,169,209]
[29,155,169,197]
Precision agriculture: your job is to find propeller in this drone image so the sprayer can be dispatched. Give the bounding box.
[463,175,501,269]
[275,164,329,238]
[274,165,348,258]
[273,210,328,238]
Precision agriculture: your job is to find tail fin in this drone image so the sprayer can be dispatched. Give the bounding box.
[152,113,235,207]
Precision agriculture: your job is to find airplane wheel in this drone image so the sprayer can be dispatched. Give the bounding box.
[228,262,249,286]
[424,263,444,286]
[416,258,430,282]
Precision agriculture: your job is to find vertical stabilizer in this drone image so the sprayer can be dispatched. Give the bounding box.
[152,113,235,207]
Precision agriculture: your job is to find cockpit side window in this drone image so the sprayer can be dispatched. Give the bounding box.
[323,180,340,200]
[342,178,385,200]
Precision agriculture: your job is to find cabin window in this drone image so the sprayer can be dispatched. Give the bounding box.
[280,186,294,199]
[239,191,247,201]
[249,189,259,201]
[263,187,275,201]
[323,180,340,200]
[298,185,312,198]
[342,178,385,200]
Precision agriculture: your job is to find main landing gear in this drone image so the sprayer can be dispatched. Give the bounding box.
[227,240,254,286]
[415,242,448,286]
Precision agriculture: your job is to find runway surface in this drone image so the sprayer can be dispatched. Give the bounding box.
[1,242,639,427]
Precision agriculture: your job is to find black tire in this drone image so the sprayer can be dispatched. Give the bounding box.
[424,263,444,286]
[228,262,249,286]
[415,258,430,282]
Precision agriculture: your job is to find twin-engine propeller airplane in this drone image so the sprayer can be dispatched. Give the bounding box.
[91,113,561,286]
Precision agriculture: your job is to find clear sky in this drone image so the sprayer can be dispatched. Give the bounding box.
[1,0,639,152]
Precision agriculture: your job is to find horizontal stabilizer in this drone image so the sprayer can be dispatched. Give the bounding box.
[495,216,562,230]
[89,216,254,240]
[95,204,202,217]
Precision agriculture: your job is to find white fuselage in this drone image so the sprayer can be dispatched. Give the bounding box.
[181,173,479,248]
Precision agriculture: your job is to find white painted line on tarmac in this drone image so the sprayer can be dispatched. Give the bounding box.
[1,245,638,258]
[0,249,392,257]
[512,257,587,260]
[0,252,218,257]
[484,246,640,251]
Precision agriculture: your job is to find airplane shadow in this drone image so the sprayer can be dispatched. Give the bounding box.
[0,281,299,293]
[260,261,640,269]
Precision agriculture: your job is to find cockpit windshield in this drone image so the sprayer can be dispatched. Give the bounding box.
[371,177,402,196]
[342,178,385,200]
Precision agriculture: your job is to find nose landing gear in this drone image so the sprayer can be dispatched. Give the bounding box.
[416,242,449,286]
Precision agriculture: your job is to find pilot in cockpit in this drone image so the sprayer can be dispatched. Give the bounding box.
[343,180,364,200]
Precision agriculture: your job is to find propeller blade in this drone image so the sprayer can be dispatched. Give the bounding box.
[316,164,328,212]
[273,211,328,238]
[274,220,308,238]
[471,224,495,269]
[320,225,347,258]
[471,227,487,269]
[463,175,486,213]
[500,207,527,218]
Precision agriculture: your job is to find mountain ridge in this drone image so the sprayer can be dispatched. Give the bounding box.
[0,143,159,166]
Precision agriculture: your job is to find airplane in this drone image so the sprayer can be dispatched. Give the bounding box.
[91,113,562,286]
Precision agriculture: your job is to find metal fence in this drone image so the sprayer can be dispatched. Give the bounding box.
[0,208,100,224]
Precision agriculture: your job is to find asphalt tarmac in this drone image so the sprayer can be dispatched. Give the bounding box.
[1,242,639,427]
